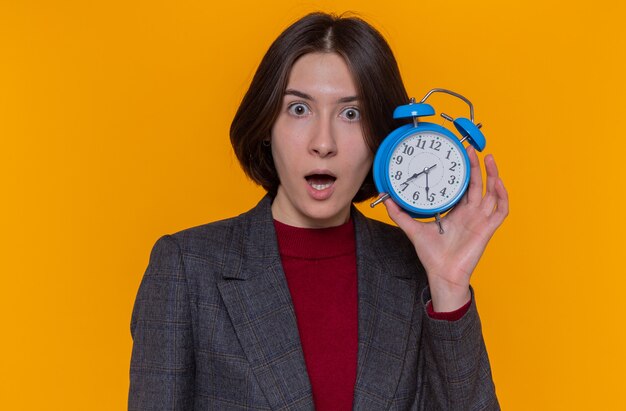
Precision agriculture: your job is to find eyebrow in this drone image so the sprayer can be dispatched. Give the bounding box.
[284,89,358,104]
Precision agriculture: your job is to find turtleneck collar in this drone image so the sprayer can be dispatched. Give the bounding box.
[273,218,356,259]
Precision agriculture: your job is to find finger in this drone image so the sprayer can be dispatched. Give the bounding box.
[481,189,497,217]
[382,196,423,238]
[484,154,499,195]
[466,146,483,205]
[480,154,499,215]
[489,178,509,229]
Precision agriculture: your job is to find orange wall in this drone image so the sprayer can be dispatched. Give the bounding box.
[1,1,624,409]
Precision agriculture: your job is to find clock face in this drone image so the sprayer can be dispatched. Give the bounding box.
[387,130,468,212]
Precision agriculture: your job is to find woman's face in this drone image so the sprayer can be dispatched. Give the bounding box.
[270,52,372,228]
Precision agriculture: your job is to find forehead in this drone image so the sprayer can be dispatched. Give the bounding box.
[286,52,358,97]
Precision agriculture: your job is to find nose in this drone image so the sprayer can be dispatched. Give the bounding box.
[309,115,337,158]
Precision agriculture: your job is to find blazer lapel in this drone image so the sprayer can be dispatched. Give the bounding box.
[352,210,419,409]
[217,197,314,410]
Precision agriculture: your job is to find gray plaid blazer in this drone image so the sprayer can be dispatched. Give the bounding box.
[129,196,499,410]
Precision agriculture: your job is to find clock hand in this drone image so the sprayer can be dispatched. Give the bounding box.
[370,164,437,208]
[423,163,439,202]
[424,163,437,173]
[422,163,443,233]
[401,172,419,185]
[402,164,438,185]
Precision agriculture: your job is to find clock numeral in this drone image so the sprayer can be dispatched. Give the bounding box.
[400,182,410,192]
[449,161,457,171]
[446,149,452,160]
[429,140,441,151]
[427,193,435,202]
[394,171,403,180]
[402,145,414,155]
[416,139,426,150]
[439,188,447,196]
[412,191,420,201]
[395,155,403,165]
[448,175,456,184]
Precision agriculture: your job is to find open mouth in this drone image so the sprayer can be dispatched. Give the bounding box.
[305,173,336,191]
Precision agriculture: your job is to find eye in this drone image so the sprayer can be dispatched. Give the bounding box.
[287,103,310,117]
[340,107,361,122]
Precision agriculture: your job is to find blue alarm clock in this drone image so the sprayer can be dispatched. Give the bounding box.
[370,88,486,233]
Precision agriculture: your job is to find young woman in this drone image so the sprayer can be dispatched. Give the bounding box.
[129,12,508,410]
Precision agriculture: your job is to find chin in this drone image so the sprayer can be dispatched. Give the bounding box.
[300,200,350,226]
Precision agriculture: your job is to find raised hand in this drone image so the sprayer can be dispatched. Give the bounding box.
[383,147,508,312]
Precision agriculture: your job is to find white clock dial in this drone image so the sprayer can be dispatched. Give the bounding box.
[388,131,467,210]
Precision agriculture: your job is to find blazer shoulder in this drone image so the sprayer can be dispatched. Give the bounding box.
[363,216,409,241]
[358,214,417,260]
[167,213,244,260]
[164,196,274,263]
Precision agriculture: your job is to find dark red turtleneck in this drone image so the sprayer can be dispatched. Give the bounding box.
[273,218,470,410]
[274,218,358,410]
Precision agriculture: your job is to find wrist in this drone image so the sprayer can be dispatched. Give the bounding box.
[429,284,471,313]
[427,298,472,321]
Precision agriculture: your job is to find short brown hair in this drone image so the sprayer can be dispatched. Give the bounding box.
[230,12,409,202]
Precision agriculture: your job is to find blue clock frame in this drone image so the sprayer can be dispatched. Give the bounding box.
[373,122,471,218]
[370,88,486,226]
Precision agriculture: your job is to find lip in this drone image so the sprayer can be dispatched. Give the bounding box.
[304,169,337,200]
[305,169,337,179]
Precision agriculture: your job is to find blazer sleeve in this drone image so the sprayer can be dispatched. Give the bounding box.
[417,287,500,411]
[129,235,195,410]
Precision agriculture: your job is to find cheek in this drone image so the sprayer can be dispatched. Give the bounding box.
[270,143,289,177]
[270,123,287,161]
[340,149,373,192]
[270,136,300,183]
[356,154,374,179]
[346,138,373,173]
